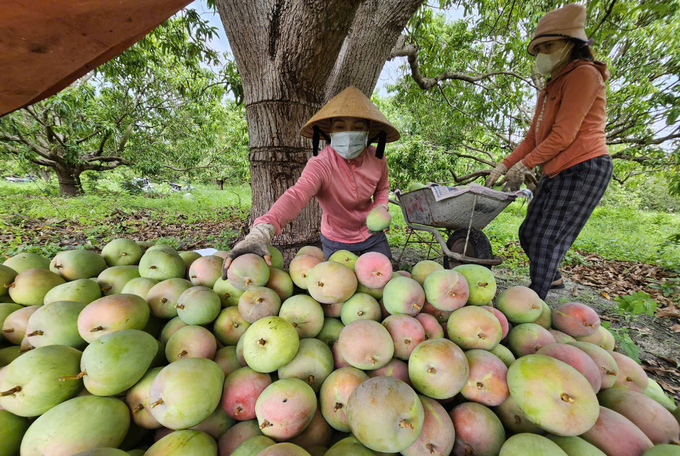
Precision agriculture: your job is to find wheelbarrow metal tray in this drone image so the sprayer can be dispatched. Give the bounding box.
[398,187,517,230]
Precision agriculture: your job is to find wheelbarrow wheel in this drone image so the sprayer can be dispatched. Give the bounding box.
[443,228,493,270]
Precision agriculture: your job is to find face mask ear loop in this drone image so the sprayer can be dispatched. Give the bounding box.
[374,131,387,159]
[312,126,331,156]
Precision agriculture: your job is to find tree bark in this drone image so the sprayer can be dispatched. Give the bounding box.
[216,0,423,254]
[54,164,83,196]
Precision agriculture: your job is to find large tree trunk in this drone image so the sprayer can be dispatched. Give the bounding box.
[216,0,423,256]
[54,164,83,196]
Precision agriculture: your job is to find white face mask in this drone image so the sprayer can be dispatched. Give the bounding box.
[330,131,368,160]
[535,43,572,75]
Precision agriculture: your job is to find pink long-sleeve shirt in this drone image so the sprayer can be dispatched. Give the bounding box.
[254,145,389,243]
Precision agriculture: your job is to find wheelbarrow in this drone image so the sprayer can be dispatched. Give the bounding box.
[390,184,527,268]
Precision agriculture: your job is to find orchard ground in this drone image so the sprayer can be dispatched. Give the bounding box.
[2,178,679,399]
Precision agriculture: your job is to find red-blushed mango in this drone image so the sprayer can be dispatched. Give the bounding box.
[175,286,221,326]
[490,344,516,368]
[97,266,140,296]
[125,367,163,430]
[569,341,619,389]
[355,252,392,289]
[495,395,545,434]
[368,358,412,386]
[450,402,505,456]
[328,249,358,270]
[221,367,272,421]
[552,302,600,338]
[610,351,649,393]
[217,420,263,456]
[297,246,325,261]
[581,407,653,456]
[159,317,188,346]
[188,255,223,287]
[366,205,392,232]
[165,325,216,362]
[25,300,88,349]
[227,254,270,291]
[598,388,680,444]
[214,346,242,378]
[278,295,324,339]
[546,435,607,456]
[402,395,455,456]
[549,328,576,344]
[278,338,334,393]
[307,262,357,304]
[289,255,322,290]
[411,260,444,285]
[423,269,469,311]
[499,434,568,456]
[8,268,66,306]
[77,294,150,344]
[507,354,599,436]
[3,252,50,274]
[317,318,344,348]
[120,277,158,300]
[447,306,502,350]
[50,249,107,281]
[408,338,469,399]
[322,302,342,318]
[148,358,225,430]
[288,408,332,451]
[337,319,394,370]
[213,277,244,307]
[496,286,543,323]
[265,268,294,301]
[483,305,510,339]
[422,300,452,324]
[537,343,602,392]
[179,251,202,270]
[507,323,556,357]
[383,314,426,360]
[461,349,509,406]
[347,376,425,453]
[237,286,281,324]
[255,378,317,440]
[2,305,39,345]
[576,326,615,351]
[340,292,381,325]
[319,366,368,432]
[241,316,299,373]
[533,301,552,329]
[146,278,192,319]
[415,312,444,340]
[145,430,217,456]
[230,435,275,456]
[332,342,350,369]
[189,407,233,440]
[452,264,496,305]
[213,306,250,346]
[383,276,425,316]
[19,396,130,456]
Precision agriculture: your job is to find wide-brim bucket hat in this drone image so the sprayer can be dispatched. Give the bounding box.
[301,86,400,143]
[528,3,589,56]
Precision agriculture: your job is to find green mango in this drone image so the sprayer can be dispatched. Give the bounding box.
[546,435,606,455]
[231,436,276,456]
[500,434,568,455]
[81,329,158,396]
[0,303,22,343]
[145,430,218,456]
[102,239,143,266]
[97,266,140,296]
[25,301,88,348]
[0,265,17,298]
[9,268,65,305]
[72,449,129,456]
[0,409,30,456]
[0,345,83,416]
[139,250,186,281]
[50,250,107,281]
[20,396,130,456]
[0,346,21,367]
[44,278,102,305]
[2,253,49,274]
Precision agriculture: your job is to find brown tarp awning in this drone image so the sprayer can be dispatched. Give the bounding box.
[0,0,194,117]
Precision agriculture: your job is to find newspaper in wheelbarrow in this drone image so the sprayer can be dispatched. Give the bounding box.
[429,182,532,203]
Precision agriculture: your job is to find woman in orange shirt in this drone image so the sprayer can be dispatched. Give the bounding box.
[486,4,613,300]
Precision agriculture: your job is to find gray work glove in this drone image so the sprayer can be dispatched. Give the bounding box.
[222,223,275,278]
[502,161,530,192]
[485,163,507,187]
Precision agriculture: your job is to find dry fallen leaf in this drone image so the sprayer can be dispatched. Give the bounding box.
[670,324,680,333]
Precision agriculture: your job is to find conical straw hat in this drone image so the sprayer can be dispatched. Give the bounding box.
[301,86,400,142]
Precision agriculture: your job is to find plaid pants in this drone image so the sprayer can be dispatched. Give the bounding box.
[519,155,613,300]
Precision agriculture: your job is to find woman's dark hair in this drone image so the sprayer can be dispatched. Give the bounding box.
[569,38,594,62]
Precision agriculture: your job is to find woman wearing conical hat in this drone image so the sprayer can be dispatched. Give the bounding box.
[223,86,400,270]
[485,4,613,300]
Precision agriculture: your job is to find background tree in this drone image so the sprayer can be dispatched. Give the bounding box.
[0,13,238,196]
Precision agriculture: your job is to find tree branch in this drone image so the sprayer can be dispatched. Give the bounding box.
[444,149,495,167]
[590,0,618,38]
[450,169,490,185]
